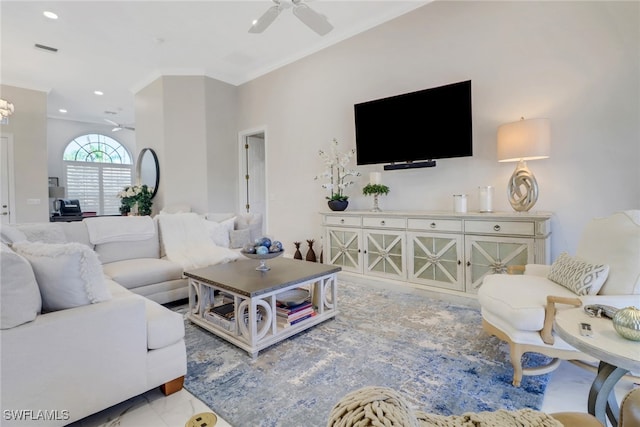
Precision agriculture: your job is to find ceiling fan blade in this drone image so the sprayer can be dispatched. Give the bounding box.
[292,3,333,36]
[105,119,119,126]
[124,126,136,131]
[111,127,122,132]
[249,4,282,33]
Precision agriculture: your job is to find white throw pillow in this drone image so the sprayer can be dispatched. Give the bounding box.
[12,241,111,312]
[230,229,252,249]
[0,244,41,329]
[547,252,609,296]
[204,216,235,248]
[236,213,263,242]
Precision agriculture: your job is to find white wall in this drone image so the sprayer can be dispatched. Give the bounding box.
[236,1,639,259]
[0,85,49,222]
[135,75,239,215]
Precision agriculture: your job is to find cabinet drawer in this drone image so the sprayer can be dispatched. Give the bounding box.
[362,217,406,229]
[465,220,535,236]
[324,216,361,227]
[407,218,462,232]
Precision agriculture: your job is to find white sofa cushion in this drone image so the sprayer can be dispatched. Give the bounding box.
[95,236,160,264]
[576,210,640,295]
[0,243,41,329]
[102,258,183,289]
[0,223,27,244]
[13,241,111,312]
[478,274,577,332]
[144,298,185,350]
[547,252,609,296]
[104,279,184,350]
[60,221,93,247]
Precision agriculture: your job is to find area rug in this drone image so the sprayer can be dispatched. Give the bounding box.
[178,281,550,427]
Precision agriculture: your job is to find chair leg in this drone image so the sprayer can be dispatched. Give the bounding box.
[509,342,525,387]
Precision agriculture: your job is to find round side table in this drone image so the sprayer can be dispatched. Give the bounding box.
[555,307,640,427]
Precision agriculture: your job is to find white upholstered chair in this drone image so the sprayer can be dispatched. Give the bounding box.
[478,211,640,386]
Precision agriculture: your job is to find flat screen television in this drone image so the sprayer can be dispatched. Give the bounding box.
[354,80,472,170]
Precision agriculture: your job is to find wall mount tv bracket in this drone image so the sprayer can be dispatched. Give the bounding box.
[384,160,436,171]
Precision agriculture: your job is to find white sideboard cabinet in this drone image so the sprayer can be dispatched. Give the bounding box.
[322,211,551,295]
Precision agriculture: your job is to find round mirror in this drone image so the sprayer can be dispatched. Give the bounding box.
[136,148,160,199]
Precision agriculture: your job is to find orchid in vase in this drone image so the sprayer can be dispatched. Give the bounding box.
[315,139,360,210]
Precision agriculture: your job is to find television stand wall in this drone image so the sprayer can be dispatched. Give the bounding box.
[321,210,551,296]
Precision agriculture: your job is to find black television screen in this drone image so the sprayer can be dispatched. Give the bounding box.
[354,80,472,168]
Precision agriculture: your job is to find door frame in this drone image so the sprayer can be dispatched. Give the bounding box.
[238,126,268,233]
[1,133,16,224]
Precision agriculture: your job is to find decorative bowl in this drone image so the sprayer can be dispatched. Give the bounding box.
[241,250,284,271]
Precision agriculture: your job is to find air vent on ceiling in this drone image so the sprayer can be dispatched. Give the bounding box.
[34,43,58,53]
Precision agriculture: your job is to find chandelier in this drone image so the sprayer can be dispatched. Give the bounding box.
[0,99,15,118]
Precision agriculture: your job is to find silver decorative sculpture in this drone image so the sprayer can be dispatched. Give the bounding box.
[507,160,539,212]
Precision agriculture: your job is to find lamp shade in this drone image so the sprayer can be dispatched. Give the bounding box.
[497,118,550,162]
[48,186,65,198]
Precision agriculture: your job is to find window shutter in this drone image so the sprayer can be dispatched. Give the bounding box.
[65,163,132,215]
[103,166,132,215]
[65,164,100,213]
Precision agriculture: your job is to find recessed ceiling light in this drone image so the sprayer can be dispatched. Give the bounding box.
[59,109,67,113]
[94,91,104,96]
[43,11,58,20]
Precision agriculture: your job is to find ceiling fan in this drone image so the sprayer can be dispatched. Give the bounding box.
[105,119,135,132]
[249,0,333,36]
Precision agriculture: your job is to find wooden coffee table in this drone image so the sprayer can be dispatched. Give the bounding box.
[184,258,341,357]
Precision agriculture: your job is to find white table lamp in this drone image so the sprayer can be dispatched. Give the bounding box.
[497,117,550,212]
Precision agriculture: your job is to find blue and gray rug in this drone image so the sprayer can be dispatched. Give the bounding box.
[179,281,550,427]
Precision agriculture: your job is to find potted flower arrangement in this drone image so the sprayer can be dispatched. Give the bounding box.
[315,138,360,211]
[362,183,390,212]
[117,184,153,216]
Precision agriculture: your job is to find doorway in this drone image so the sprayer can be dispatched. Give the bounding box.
[239,129,267,235]
[0,135,14,224]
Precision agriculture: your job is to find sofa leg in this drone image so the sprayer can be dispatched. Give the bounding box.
[160,376,184,396]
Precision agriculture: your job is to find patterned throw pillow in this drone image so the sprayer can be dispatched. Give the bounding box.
[547,252,609,296]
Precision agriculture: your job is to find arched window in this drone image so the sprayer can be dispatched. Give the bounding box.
[63,134,133,215]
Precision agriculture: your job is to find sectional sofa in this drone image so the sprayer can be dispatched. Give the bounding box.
[0,213,251,426]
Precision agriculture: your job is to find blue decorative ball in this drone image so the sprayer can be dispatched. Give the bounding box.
[256,245,269,255]
[259,237,272,248]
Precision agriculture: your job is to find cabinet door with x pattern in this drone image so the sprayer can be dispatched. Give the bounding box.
[364,230,405,280]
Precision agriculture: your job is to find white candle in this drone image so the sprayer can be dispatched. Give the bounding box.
[453,194,467,213]
[370,172,382,185]
[478,186,494,212]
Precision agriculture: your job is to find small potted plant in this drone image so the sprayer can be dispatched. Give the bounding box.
[362,183,390,212]
[315,138,360,211]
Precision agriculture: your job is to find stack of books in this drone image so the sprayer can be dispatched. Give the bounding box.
[204,303,263,331]
[276,299,315,328]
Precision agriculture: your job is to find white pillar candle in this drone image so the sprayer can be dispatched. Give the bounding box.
[453,194,467,213]
[478,186,494,212]
[370,172,382,185]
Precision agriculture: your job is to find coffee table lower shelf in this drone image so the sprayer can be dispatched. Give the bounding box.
[186,266,339,357]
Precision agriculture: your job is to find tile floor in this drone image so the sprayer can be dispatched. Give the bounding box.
[69,360,636,427]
